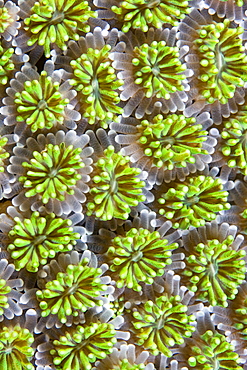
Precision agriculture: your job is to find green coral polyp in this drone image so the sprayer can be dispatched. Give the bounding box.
[8,212,80,272]
[87,145,146,221]
[107,228,178,292]
[132,295,195,357]
[183,236,246,307]
[111,0,190,32]
[0,44,14,85]
[24,0,96,57]
[70,45,123,127]
[14,71,69,132]
[50,322,116,370]
[0,326,34,370]
[195,19,247,105]
[19,142,84,204]
[0,279,11,316]
[157,175,230,229]
[0,6,13,34]
[0,136,9,172]
[132,41,186,99]
[221,109,247,174]
[188,330,242,370]
[36,258,107,323]
[232,293,247,336]
[137,113,208,169]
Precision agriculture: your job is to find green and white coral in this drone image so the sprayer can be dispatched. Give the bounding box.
[23,0,96,57]
[132,294,195,357]
[7,212,80,272]
[70,45,123,127]
[94,343,155,370]
[50,322,117,370]
[106,227,178,291]
[136,113,208,169]
[156,175,231,229]
[0,325,34,370]
[220,104,247,174]
[0,136,9,172]
[187,330,242,370]
[194,19,247,105]
[87,145,146,221]
[19,142,84,204]
[182,236,246,307]
[0,43,14,85]
[36,257,108,324]
[14,71,70,132]
[132,41,186,99]
[111,0,190,32]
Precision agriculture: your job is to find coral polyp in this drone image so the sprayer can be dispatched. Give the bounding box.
[36,257,107,324]
[111,0,190,32]
[0,279,11,316]
[194,19,247,105]
[132,41,186,99]
[0,5,13,34]
[186,330,242,370]
[136,113,208,169]
[182,236,246,307]
[50,322,117,370]
[132,294,195,357]
[106,227,178,292]
[23,0,96,57]
[0,136,9,172]
[0,1,20,41]
[7,212,80,272]
[14,71,70,132]
[70,45,123,127]
[19,142,84,204]
[0,42,14,86]
[220,105,247,174]
[155,175,230,229]
[94,344,154,370]
[0,325,34,370]
[87,145,146,221]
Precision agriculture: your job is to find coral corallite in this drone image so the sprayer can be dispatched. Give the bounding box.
[132,294,195,357]
[0,325,34,370]
[182,235,246,307]
[0,136,9,172]
[187,330,242,370]
[106,227,178,292]
[19,142,84,204]
[156,175,230,229]
[87,145,146,221]
[7,212,80,272]
[36,257,107,324]
[220,105,247,174]
[0,42,15,86]
[23,0,96,57]
[14,70,70,132]
[136,113,208,169]
[0,3,14,34]
[0,279,11,316]
[132,41,186,99]
[195,19,247,105]
[50,322,117,370]
[70,45,123,127]
[111,0,190,32]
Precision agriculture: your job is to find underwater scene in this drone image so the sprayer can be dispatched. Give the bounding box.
[0,0,247,369]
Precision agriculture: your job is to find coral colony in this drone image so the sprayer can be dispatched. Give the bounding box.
[2,0,247,369]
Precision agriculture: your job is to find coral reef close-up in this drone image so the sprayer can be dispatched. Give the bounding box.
[1,0,247,369]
